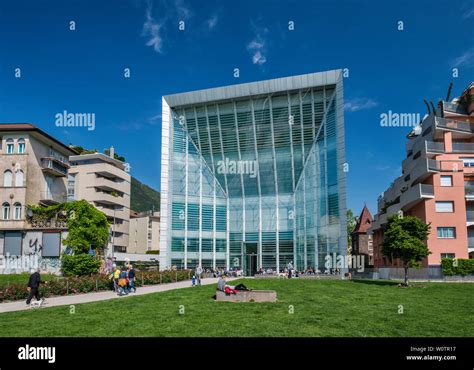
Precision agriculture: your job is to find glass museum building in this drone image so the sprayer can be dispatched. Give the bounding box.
[159,70,347,274]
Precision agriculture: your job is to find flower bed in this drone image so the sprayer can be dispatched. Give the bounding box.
[0,270,193,302]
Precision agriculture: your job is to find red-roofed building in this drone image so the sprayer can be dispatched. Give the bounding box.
[351,205,374,266]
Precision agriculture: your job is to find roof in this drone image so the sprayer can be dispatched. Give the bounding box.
[0,123,78,155]
[163,69,342,108]
[352,205,373,234]
[69,152,126,170]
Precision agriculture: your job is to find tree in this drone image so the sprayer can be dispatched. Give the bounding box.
[382,215,431,285]
[62,200,109,254]
[347,209,356,254]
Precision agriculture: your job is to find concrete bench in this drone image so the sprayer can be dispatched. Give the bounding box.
[215,289,277,302]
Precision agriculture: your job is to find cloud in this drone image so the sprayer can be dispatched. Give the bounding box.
[462,8,474,19]
[247,27,269,66]
[174,0,192,20]
[142,3,164,53]
[141,0,192,53]
[207,15,218,30]
[451,49,474,68]
[344,98,378,112]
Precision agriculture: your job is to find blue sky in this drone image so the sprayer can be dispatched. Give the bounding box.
[0,0,473,215]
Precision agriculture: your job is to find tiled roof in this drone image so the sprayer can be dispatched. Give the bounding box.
[352,205,373,234]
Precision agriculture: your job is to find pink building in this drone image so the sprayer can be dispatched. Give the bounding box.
[372,82,474,268]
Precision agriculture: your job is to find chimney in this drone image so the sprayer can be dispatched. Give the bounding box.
[109,146,115,158]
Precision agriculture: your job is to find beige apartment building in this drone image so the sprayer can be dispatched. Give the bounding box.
[68,150,131,254]
[0,124,76,266]
[128,211,160,254]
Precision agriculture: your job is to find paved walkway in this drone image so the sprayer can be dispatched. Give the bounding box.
[0,277,230,314]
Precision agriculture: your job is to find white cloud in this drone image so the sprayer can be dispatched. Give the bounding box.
[207,15,218,30]
[247,27,268,66]
[142,3,163,53]
[344,98,378,112]
[174,0,191,20]
[451,49,474,68]
[462,8,474,19]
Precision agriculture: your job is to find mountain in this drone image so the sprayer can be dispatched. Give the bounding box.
[130,177,160,213]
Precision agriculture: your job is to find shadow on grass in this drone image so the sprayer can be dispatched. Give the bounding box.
[350,279,399,286]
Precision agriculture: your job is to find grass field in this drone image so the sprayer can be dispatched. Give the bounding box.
[0,273,60,288]
[0,278,473,337]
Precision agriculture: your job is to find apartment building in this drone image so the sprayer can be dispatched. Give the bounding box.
[128,211,160,254]
[68,149,131,254]
[371,82,474,267]
[0,123,77,264]
[351,205,374,266]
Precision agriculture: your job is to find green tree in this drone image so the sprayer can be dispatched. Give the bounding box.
[62,200,109,254]
[347,209,356,254]
[382,215,431,285]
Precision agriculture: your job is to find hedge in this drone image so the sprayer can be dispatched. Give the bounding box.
[0,269,193,302]
[441,258,474,276]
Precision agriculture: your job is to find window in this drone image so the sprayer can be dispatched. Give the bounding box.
[42,232,61,257]
[6,139,14,154]
[437,227,456,239]
[3,231,22,255]
[3,170,12,187]
[441,253,455,259]
[440,175,452,187]
[435,201,454,213]
[17,138,25,154]
[13,203,21,220]
[2,202,10,220]
[461,157,474,168]
[15,169,23,187]
[67,174,76,201]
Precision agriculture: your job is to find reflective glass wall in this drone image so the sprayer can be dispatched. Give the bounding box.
[164,79,346,272]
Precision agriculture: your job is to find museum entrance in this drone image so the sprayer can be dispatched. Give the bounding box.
[243,242,258,276]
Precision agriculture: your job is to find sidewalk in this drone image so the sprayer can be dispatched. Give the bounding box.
[0,277,229,314]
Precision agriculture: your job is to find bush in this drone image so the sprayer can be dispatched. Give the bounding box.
[145,250,160,254]
[0,270,193,302]
[61,254,102,276]
[441,258,474,276]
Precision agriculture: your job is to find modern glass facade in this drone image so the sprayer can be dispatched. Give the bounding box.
[160,70,347,273]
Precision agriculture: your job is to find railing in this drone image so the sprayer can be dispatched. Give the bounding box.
[426,141,445,152]
[465,187,474,196]
[436,117,473,133]
[40,191,67,202]
[41,158,68,176]
[467,210,474,222]
[427,159,442,171]
[452,142,474,153]
[420,184,434,196]
[443,101,467,115]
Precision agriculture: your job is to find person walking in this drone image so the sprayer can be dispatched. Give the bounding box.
[117,267,129,296]
[26,268,47,306]
[127,265,136,293]
[195,264,203,286]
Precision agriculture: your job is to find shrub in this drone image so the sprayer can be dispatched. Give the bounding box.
[61,254,102,276]
[0,270,193,302]
[145,250,160,254]
[441,258,474,276]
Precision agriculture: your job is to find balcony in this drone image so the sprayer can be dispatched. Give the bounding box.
[465,186,474,201]
[443,101,468,115]
[40,191,67,205]
[435,116,473,134]
[452,142,474,153]
[467,210,474,224]
[41,158,69,177]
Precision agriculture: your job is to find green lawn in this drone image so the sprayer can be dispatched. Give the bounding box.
[0,279,473,337]
[0,273,60,288]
